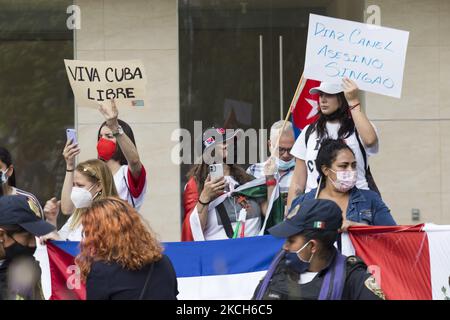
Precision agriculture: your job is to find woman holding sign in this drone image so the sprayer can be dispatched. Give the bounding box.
[95,99,147,211]
[287,78,379,209]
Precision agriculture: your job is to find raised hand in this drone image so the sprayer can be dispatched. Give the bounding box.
[98,99,119,128]
[63,139,80,170]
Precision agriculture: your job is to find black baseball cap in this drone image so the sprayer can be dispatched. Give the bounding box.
[269,199,343,238]
[0,195,55,236]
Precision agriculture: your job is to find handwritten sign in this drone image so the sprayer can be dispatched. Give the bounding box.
[64,59,147,108]
[304,14,409,98]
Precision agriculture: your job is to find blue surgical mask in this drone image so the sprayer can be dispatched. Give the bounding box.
[284,241,314,274]
[276,157,295,171]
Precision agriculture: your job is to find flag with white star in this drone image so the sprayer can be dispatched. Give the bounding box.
[291,79,321,138]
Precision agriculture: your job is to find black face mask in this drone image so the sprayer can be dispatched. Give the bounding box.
[4,236,36,261]
[285,252,310,274]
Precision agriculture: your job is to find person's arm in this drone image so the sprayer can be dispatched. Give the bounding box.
[373,195,397,226]
[43,197,60,227]
[342,78,378,148]
[60,140,80,215]
[99,99,143,180]
[197,175,226,231]
[286,158,307,208]
[260,157,277,216]
[339,220,369,233]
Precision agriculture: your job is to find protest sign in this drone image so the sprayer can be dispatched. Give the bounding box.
[304,14,409,98]
[64,59,147,108]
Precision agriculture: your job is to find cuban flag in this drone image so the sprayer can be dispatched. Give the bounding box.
[291,79,321,138]
[36,224,450,300]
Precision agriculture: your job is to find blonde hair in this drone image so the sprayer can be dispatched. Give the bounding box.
[69,159,118,229]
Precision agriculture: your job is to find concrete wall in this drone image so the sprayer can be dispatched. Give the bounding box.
[365,0,450,224]
[74,0,181,241]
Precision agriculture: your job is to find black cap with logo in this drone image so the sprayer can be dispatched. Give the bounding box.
[0,195,55,236]
[269,199,343,238]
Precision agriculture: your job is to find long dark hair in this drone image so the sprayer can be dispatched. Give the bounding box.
[0,146,16,187]
[315,139,354,190]
[313,92,355,140]
[97,119,136,165]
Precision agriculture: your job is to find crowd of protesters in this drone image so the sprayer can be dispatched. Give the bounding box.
[0,78,395,300]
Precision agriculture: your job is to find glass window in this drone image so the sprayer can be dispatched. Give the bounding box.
[178,0,364,208]
[0,0,74,224]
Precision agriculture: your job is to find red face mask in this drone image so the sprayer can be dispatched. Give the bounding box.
[97,138,117,161]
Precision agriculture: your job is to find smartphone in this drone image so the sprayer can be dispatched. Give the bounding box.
[66,128,77,144]
[209,164,224,180]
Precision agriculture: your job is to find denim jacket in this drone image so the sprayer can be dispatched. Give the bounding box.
[290,187,396,226]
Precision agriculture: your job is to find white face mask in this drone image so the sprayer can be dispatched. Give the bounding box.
[70,184,97,209]
[1,168,9,184]
[328,169,357,192]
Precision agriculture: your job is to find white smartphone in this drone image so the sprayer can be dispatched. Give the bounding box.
[209,164,224,180]
[66,128,77,144]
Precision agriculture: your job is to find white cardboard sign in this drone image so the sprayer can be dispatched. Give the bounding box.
[304,14,409,98]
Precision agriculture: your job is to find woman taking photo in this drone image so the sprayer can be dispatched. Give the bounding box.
[289,139,396,231]
[45,99,146,226]
[76,197,178,300]
[182,127,274,241]
[287,78,379,208]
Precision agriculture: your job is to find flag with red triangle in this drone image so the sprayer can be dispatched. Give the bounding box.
[291,79,321,138]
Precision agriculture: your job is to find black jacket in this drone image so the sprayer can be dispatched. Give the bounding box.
[253,253,385,300]
[86,254,178,300]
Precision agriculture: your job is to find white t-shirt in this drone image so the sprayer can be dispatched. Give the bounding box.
[113,165,147,211]
[290,122,379,193]
[58,215,83,241]
[298,272,319,284]
[190,176,263,241]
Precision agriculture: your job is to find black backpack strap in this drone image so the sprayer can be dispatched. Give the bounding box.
[216,202,234,239]
[139,263,155,300]
[354,129,368,169]
[123,175,136,208]
[354,129,381,196]
[304,123,316,149]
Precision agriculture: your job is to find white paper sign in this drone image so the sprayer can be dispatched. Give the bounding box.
[304,14,409,98]
[64,59,147,108]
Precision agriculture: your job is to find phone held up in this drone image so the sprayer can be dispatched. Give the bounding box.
[66,128,77,145]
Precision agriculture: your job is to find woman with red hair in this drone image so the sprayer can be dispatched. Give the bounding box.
[75,197,178,300]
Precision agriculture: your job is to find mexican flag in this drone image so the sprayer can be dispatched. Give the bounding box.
[182,176,286,241]
[231,177,285,235]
